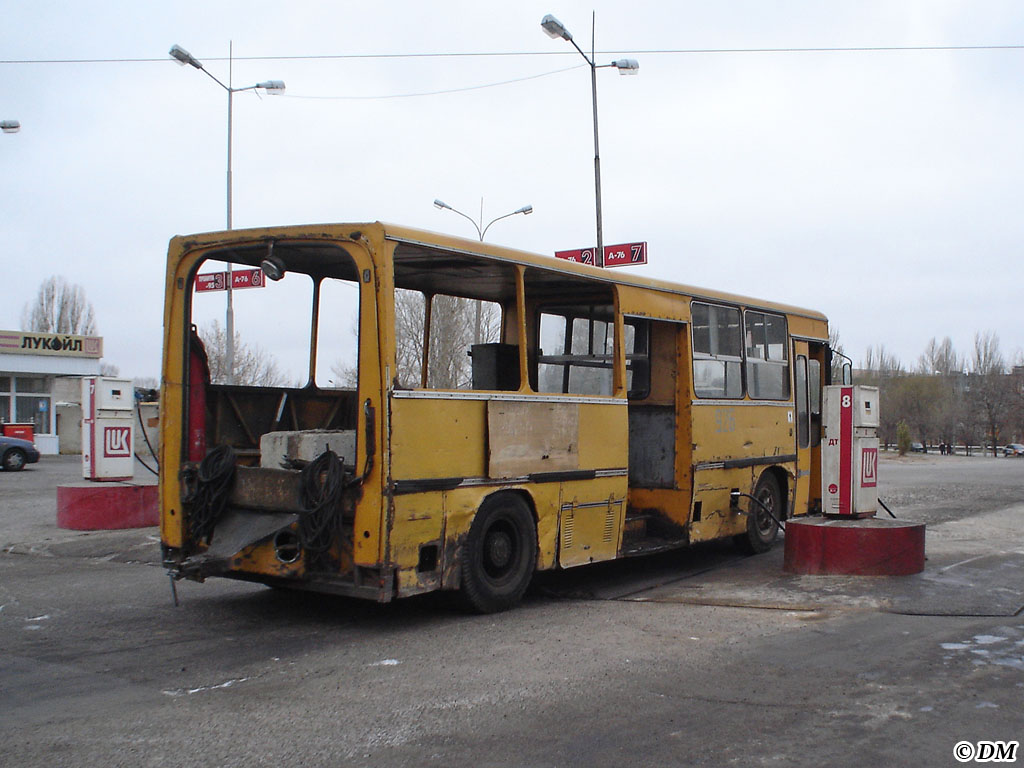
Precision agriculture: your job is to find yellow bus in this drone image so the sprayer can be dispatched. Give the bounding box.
[160,222,830,612]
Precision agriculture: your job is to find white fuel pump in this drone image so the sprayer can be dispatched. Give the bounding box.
[82,376,135,481]
[821,385,879,518]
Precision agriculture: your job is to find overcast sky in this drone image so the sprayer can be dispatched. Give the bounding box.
[3,0,1023,380]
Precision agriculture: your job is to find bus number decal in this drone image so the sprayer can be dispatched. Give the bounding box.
[714,408,736,433]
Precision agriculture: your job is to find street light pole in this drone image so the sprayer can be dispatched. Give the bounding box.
[169,42,285,384]
[432,198,533,343]
[541,13,638,268]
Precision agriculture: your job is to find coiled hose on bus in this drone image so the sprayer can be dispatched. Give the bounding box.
[186,444,237,546]
[299,449,347,570]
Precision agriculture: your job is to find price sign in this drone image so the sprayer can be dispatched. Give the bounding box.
[195,269,266,292]
[554,241,647,268]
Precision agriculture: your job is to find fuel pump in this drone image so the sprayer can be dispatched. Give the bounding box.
[82,376,135,481]
[821,385,879,518]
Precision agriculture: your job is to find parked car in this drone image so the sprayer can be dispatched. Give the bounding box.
[0,434,41,471]
[910,442,926,453]
[1003,443,1024,457]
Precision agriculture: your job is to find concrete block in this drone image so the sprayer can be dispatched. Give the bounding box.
[259,430,357,469]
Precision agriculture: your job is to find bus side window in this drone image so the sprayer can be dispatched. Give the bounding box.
[692,302,743,399]
[744,311,790,400]
[392,288,504,390]
[536,306,617,396]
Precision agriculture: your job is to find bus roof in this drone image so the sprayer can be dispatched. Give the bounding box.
[172,220,829,324]
[379,222,828,324]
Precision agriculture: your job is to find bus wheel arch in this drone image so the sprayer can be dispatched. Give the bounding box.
[735,469,784,555]
[458,490,538,613]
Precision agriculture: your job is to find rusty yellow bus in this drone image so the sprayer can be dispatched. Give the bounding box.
[160,222,830,612]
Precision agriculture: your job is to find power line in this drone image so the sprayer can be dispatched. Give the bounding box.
[3,43,1024,66]
[284,63,585,101]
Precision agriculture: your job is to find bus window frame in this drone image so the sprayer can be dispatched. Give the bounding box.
[536,303,618,397]
[743,309,791,401]
[691,300,744,400]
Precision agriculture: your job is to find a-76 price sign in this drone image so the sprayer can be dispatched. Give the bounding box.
[554,241,647,268]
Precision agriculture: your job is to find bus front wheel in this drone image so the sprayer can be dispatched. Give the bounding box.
[460,494,537,614]
[735,473,782,555]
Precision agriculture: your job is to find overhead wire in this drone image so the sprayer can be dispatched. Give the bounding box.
[3,43,1024,66]
[282,63,585,101]
[3,45,1021,103]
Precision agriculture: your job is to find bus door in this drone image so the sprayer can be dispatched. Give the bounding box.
[792,339,822,516]
[625,319,693,537]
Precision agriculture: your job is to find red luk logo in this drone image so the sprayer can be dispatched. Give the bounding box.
[861,447,878,488]
[103,426,131,457]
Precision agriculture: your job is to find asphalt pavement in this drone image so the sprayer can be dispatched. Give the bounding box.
[1,453,1022,767]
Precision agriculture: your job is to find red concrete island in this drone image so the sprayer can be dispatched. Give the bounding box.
[784,516,926,576]
[56,482,159,530]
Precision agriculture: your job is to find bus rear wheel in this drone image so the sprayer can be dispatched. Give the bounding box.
[735,473,782,555]
[460,494,537,614]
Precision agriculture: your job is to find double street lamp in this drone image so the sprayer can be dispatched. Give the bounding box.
[169,43,285,384]
[541,14,638,267]
[432,198,533,343]
[433,198,533,242]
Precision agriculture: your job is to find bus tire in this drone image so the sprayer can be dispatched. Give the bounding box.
[735,472,781,555]
[460,494,537,614]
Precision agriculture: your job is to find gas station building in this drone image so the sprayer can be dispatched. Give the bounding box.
[0,330,103,455]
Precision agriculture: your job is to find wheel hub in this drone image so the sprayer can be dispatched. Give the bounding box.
[486,530,512,570]
[756,491,775,534]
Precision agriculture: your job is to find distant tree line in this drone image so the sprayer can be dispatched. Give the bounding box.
[855,332,1022,457]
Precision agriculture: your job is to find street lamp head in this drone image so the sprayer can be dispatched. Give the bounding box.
[541,14,572,42]
[257,80,286,94]
[516,205,534,216]
[0,120,20,134]
[169,44,203,69]
[612,59,640,75]
[433,199,452,211]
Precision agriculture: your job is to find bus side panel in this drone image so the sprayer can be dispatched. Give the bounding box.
[391,491,445,597]
[388,396,487,593]
[556,476,627,568]
[788,316,828,342]
[389,397,487,481]
[689,402,795,544]
[577,402,629,472]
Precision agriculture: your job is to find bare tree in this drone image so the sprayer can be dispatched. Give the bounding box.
[21,276,97,335]
[198,320,286,387]
[915,337,966,449]
[969,330,1011,456]
[918,336,963,376]
[858,345,905,448]
[829,328,847,382]
[860,345,904,378]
